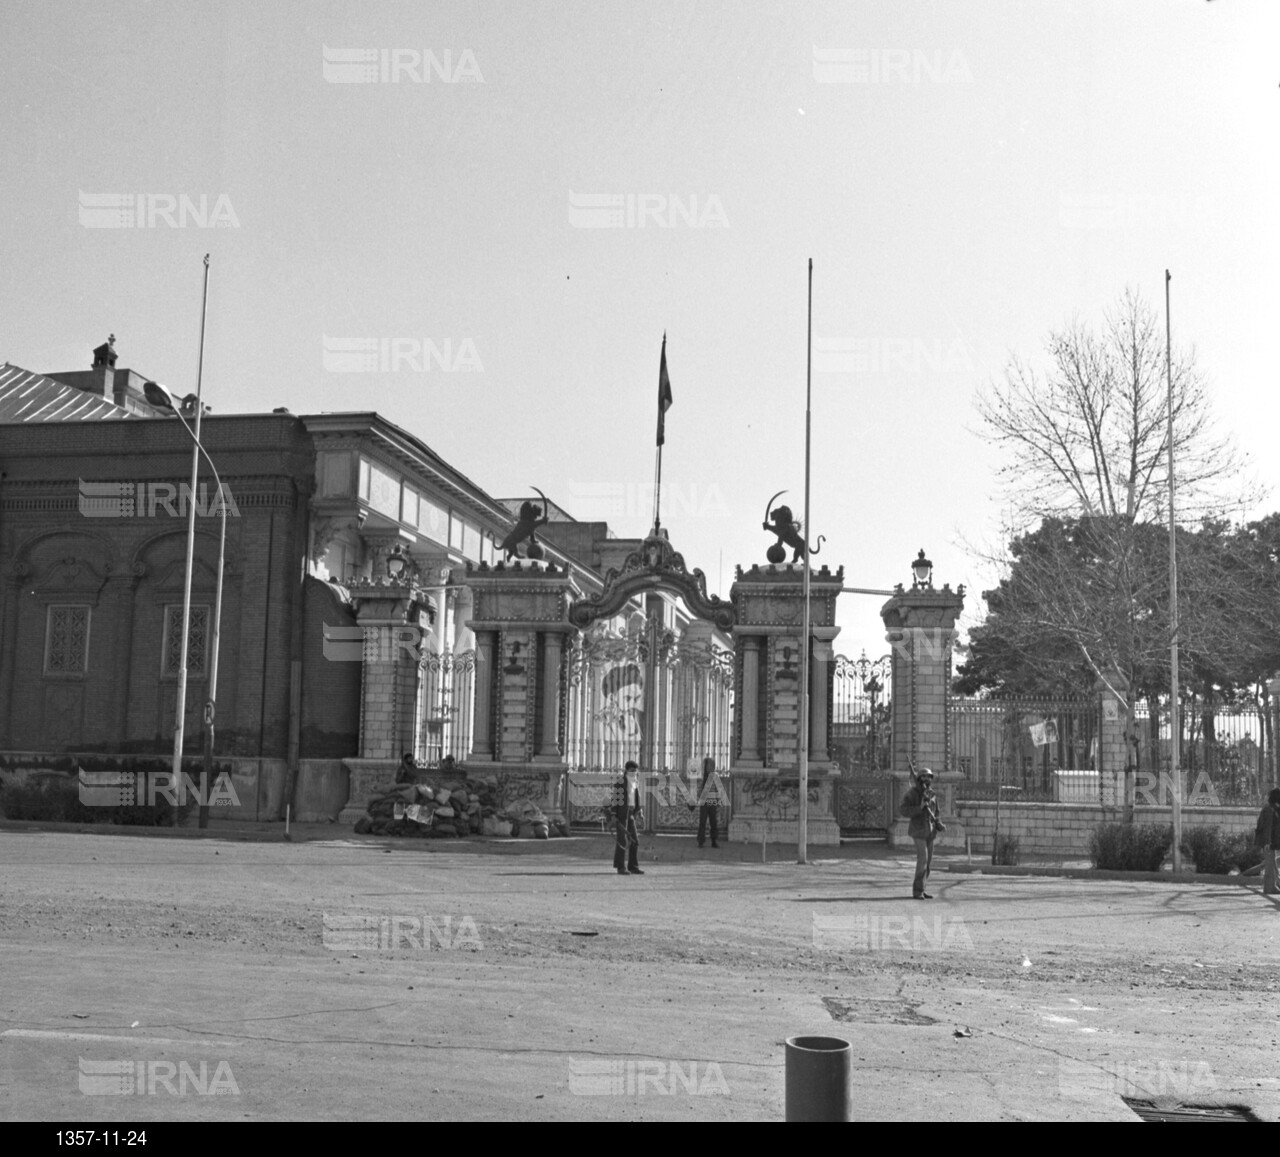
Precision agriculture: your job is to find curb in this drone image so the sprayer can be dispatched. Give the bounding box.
[942,863,1260,885]
[0,817,296,841]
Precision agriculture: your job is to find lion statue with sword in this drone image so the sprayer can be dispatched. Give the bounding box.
[500,486,552,561]
[762,490,825,563]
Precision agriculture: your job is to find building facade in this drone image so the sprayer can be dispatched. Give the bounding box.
[0,347,732,824]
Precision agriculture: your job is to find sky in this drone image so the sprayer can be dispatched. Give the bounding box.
[3,0,1278,663]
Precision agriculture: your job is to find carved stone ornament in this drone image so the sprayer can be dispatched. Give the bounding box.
[29,556,110,605]
[567,528,735,631]
[346,573,438,625]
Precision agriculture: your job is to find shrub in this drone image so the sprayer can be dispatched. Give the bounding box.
[0,779,85,822]
[1227,832,1264,874]
[0,777,188,827]
[1179,826,1265,875]
[1180,826,1234,874]
[993,833,1020,866]
[1089,822,1173,871]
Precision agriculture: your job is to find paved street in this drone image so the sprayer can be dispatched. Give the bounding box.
[1,826,1277,1121]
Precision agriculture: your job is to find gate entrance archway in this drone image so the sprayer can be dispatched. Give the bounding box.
[562,527,736,833]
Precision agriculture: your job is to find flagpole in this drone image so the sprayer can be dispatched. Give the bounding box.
[653,444,663,533]
[1167,269,1182,872]
[798,259,813,864]
[172,254,211,825]
[653,332,669,534]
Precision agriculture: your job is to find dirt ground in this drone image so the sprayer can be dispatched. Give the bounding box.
[1,823,1277,1122]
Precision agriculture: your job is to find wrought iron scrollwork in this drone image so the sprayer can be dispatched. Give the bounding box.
[567,528,735,630]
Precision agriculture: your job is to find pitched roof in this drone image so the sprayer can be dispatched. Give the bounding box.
[0,363,133,423]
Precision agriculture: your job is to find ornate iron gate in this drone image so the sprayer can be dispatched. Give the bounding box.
[415,649,475,767]
[833,652,895,836]
[563,615,734,831]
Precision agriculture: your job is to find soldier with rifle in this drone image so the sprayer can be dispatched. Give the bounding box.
[899,762,946,899]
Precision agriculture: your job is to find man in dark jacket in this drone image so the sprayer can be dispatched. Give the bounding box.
[900,767,946,899]
[696,756,721,849]
[612,761,644,875]
[1256,788,1280,896]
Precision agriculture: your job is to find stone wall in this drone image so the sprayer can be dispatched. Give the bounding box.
[0,751,348,824]
[956,800,1259,857]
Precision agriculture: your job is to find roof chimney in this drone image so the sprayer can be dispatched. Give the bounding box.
[91,334,117,399]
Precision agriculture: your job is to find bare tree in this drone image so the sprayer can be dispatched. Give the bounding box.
[976,289,1253,524]
[970,291,1263,812]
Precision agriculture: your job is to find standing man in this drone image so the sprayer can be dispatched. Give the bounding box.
[697,756,721,849]
[899,766,945,899]
[612,760,644,876]
[1256,788,1280,895]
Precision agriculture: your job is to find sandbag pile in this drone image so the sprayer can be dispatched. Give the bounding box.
[352,775,567,839]
[353,778,488,838]
[501,798,552,840]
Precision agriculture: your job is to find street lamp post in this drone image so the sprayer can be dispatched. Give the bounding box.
[144,375,225,830]
[151,256,212,824]
[910,549,933,590]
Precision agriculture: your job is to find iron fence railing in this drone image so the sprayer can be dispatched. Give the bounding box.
[949,696,1098,793]
[1135,703,1270,805]
[949,695,1272,807]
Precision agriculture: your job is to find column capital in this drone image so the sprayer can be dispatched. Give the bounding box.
[463,560,582,632]
[879,584,965,633]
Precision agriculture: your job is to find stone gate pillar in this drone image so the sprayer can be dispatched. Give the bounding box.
[460,559,582,826]
[1094,669,1131,816]
[727,563,844,847]
[881,575,964,847]
[337,575,436,824]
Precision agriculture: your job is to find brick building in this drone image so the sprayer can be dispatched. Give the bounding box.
[0,344,731,822]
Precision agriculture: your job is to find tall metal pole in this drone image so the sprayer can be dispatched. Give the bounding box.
[171,254,211,824]
[652,443,663,533]
[798,259,813,863]
[199,459,226,829]
[163,405,225,829]
[1166,269,1182,871]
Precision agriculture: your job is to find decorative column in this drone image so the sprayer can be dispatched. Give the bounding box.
[111,564,146,744]
[810,638,833,764]
[0,567,28,746]
[470,629,497,758]
[881,577,964,847]
[726,562,844,847]
[739,636,762,764]
[460,560,582,825]
[336,574,436,824]
[537,631,566,759]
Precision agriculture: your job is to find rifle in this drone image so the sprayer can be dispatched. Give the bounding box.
[907,757,944,835]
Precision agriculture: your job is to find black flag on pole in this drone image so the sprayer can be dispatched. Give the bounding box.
[656,334,673,446]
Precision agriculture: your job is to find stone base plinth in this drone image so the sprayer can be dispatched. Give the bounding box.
[460,760,569,826]
[728,814,842,847]
[727,766,842,847]
[338,758,400,824]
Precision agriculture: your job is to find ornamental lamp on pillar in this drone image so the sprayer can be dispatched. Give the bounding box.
[386,545,408,579]
[910,549,933,590]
